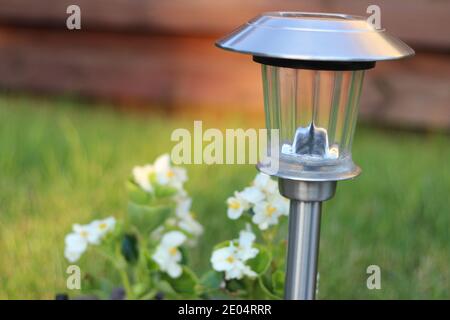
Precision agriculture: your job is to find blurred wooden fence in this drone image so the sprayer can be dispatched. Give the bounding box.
[0,0,449,130]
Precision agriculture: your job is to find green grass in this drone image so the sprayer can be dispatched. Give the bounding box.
[0,94,448,299]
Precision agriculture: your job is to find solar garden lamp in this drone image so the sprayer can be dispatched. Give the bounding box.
[216,12,414,300]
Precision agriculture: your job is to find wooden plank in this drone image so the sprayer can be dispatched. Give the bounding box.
[0,26,448,130]
[361,53,450,130]
[0,0,449,49]
[0,26,260,109]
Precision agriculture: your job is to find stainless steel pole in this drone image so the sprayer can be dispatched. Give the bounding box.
[285,200,322,300]
[278,179,336,300]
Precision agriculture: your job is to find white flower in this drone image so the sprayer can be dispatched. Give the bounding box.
[153,154,187,190]
[175,197,203,237]
[252,173,289,216]
[210,243,257,280]
[64,217,116,262]
[98,216,116,233]
[238,186,265,205]
[211,226,259,280]
[225,175,278,221]
[268,194,289,216]
[152,231,187,278]
[176,197,192,219]
[252,199,285,230]
[73,223,99,245]
[253,173,278,195]
[132,154,188,194]
[226,186,265,220]
[89,216,116,242]
[179,214,203,237]
[64,233,88,263]
[236,226,259,261]
[132,164,153,192]
[226,192,249,220]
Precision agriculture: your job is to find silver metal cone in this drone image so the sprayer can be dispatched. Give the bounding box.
[216,12,414,62]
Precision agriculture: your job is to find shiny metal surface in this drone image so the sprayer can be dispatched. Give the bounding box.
[285,200,322,300]
[280,179,336,300]
[216,12,414,62]
[257,157,361,182]
[278,179,336,201]
[292,123,330,157]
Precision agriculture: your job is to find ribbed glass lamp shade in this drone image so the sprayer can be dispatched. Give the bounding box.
[258,64,365,181]
[216,12,414,181]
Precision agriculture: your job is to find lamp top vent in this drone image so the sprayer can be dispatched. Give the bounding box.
[216,12,414,62]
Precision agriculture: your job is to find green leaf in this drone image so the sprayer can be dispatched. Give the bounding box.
[120,234,139,264]
[80,275,112,299]
[155,280,178,299]
[127,180,152,205]
[178,246,189,265]
[127,202,172,233]
[258,277,282,300]
[132,283,148,298]
[246,244,271,275]
[200,270,223,292]
[145,251,159,272]
[163,266,199,296]
[272,270,285,297]
[154,184,179,198]
[225,279,246,293]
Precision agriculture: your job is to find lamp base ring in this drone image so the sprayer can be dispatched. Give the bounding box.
[257,159,361,182]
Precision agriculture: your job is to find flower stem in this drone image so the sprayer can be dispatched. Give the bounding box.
[90,246,134,299]
[115,244,134,299]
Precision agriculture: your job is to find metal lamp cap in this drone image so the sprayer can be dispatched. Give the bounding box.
[216,12,414,62]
